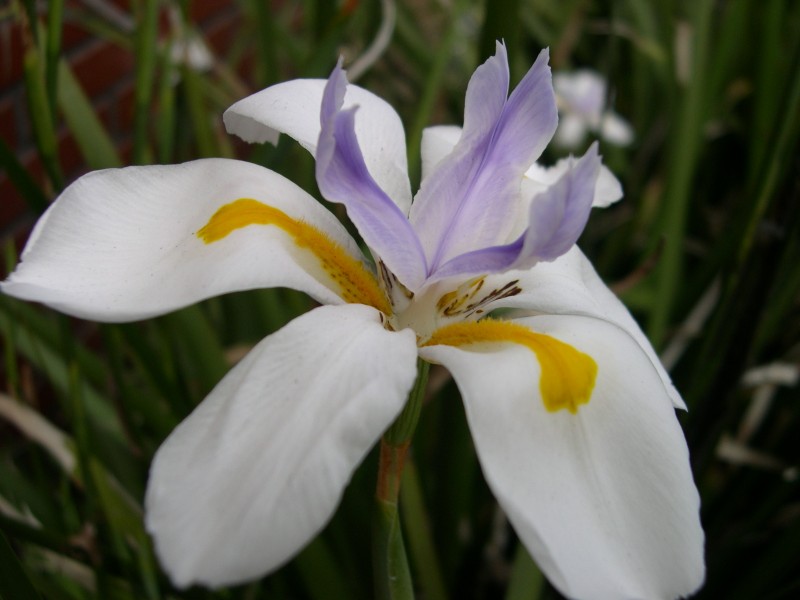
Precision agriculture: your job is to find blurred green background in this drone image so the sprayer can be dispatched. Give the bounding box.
[1,0,799,598]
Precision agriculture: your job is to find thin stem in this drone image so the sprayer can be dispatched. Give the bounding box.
[373,359,429,600]
[373,439,413,600]
[348,0,396,82]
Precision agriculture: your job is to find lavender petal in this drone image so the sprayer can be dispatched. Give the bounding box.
[316,63,428,290]
[429,144,600,281]
[410,44,558,274]
[519,142,601,262]
[429,238,524,281]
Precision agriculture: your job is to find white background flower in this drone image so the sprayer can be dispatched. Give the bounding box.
[554,69,634,149]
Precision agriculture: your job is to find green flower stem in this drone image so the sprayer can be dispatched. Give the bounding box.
[373,439,414,600]
[373,359,430,600]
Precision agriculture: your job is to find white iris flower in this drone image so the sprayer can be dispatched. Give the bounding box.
[2,43,703,599]
[554,69,635,149]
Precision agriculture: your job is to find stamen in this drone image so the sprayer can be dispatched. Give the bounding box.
[436,278,521,319]
[423,320,597,414]
[198,199,390,313]
[437,277,485,316]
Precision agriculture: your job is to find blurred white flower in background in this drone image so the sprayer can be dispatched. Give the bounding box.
[553,70,634,149]
[169,33,213,72]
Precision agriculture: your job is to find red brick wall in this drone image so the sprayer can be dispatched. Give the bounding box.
[0,0,246,242]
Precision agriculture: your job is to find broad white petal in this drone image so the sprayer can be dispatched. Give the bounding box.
[224,79,412,213]
[420,314,704,600]
[146,304,418,588]
[486,246,685,409]
[2,159,368,321]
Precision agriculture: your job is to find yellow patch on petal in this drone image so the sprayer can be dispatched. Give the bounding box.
[423,320,597,414]
[197,198,390,313]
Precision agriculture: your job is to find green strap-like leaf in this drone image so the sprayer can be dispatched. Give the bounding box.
[0,530,44,600]
[57,60,122,170]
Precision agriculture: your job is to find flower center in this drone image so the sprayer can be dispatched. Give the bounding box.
[389,275,523,340]
[198,199,390,313]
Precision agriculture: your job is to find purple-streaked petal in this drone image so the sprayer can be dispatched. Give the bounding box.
[523,157,622,209]
[223,79,413,213]
[410,44,558,272]
[429,144,600,281]
[422,128,622,246]
[429,239,524,282]
[316,63,428,290]
[519,142,600,262]
[408,44,511,260]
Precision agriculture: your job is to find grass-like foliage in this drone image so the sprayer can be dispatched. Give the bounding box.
[1,0,799,598]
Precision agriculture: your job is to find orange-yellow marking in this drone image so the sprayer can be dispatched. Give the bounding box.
[423,320,597,414]
[197,198,390,313]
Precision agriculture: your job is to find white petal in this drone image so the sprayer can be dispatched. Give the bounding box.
[224,79,412,213]
[600,111,635,147]
[420,314,704,600]
[553,113,588,149]
[553,70,607,117]
[145,304,418,588]
[487,246,685,409]
[522,159,567,194]
[592,163,624,207]
[2,159,369,321]
[523,159,622,209]
[419,125,461,183]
